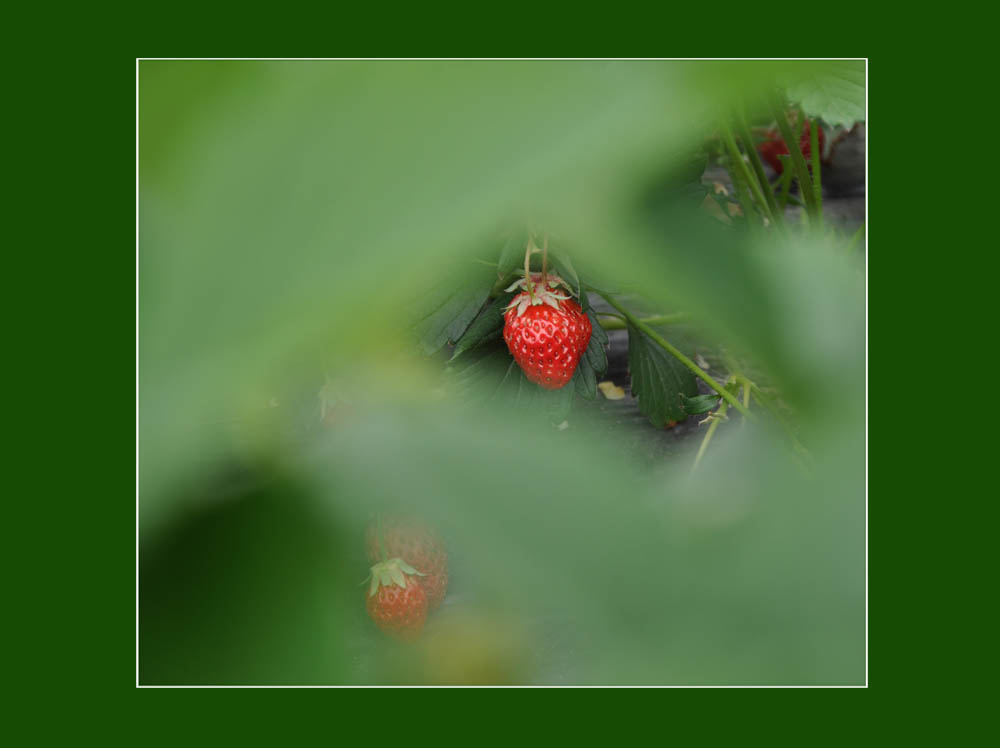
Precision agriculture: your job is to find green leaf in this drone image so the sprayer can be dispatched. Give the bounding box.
[627,324,698,426]
[585,340,607,380]
[585,309,609,365]
[549,249,581,299]
[783,61,865,129]
[450,346,571,423]
[497,229,529,278]
[504,370,576,422]
[573,354,598,399]
[681,393,721,415]
[450,294,513,361]
[490,357,522,399]
[446,346,513,399]
[571,309,608,399]
[542,377,576,423]
[589,308,608,346]
[412,265,496,355]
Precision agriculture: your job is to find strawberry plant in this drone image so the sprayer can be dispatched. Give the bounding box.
[413,72,862,471]
[139,60,866,684]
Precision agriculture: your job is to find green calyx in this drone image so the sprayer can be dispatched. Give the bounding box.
[503,273,573,317]
[367,557,425,597]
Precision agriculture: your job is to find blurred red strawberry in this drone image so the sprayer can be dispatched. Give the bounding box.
[367,517,449,610]
[365,557,428,640]
[758,119,825,174]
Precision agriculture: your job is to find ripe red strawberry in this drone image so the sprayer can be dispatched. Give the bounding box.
[365,557,428,640]
[366,518,449,610]
[757,118,825,174]
[502,274,592,390]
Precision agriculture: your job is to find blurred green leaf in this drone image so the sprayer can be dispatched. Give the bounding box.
[784,60,865,129]
[289,399,864,685]
[627,324,699,426]
[139,480,356,685]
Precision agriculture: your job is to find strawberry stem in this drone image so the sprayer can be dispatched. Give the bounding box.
[734,109,782,226]
[376,514,388,562]
[776,156,794,209]
[692,397,728,472]
[768,94,819,223]
[541,233,549,285]
[720,119,775,228]
[524,237,537,302]
[810,119,823,232]
[596,312,688,330]
[592,287,753,419]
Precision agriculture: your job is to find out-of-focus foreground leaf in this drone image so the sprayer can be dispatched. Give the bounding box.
[783,60,866,129]
[140,395,863,685]
[139,60,827,532]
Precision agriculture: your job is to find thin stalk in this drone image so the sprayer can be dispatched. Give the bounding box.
[777,156,794,210]
[768,94,819,221]
[692,400,729,473]
[541,233,549,282]
[810,120,823,231]
[784,192,806,209]
[597,312,689,330]
[595,290,752,419]
[524,237,536,302]
[728,157,759,227]
[720,120,776,226]
[735,111,781,223]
